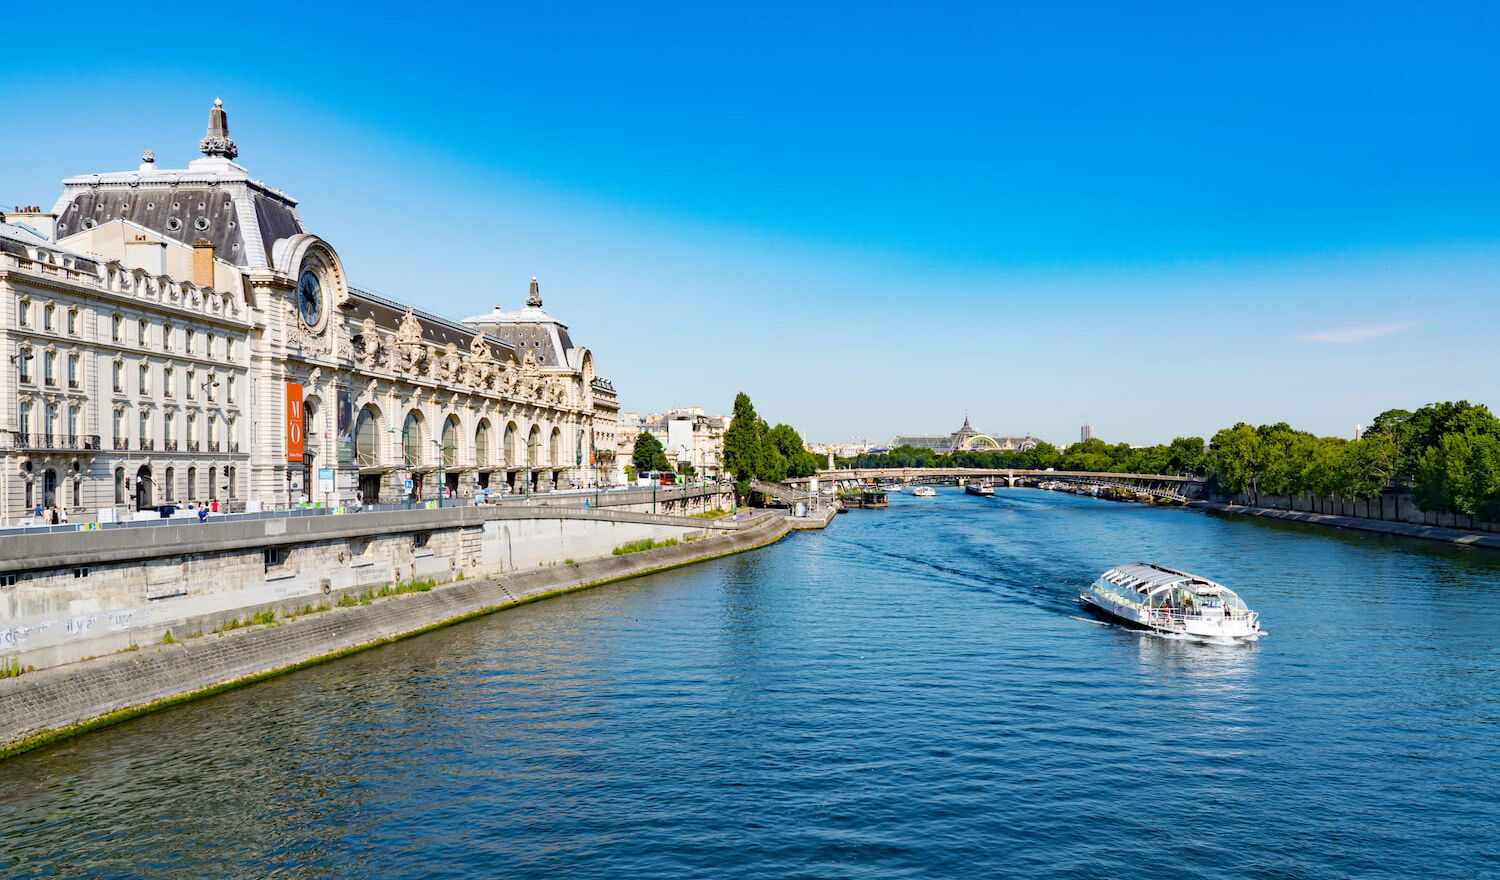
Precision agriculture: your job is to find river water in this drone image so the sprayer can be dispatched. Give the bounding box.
[2,489,1497,879]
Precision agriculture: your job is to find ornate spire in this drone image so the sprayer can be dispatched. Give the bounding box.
[199,97,239,160]
[527,276,543,308]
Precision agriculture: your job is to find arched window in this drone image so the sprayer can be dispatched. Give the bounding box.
[164,466,175,502]
[355,407,380,467]
[114,467,125,504]
[475,420,492,466]
[209,466,217,501]
[528,424,542,465]
[549,427,561,467]
[441,416,460,468]
[187,466,197,499]
[303,399,319,438]
[402,411,424,465]
[504,422,518,468]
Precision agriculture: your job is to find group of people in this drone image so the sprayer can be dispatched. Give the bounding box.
[31,504,68,525]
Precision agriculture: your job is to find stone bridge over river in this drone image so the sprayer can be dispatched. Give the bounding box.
[786,468,1205,503]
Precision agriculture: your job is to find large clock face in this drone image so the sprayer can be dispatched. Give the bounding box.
[297,269,323,326]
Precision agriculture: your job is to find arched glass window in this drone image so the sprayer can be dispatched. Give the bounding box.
[504,422,517,467]
[475,421,491,466]
[528,425,542,465]
[164,466,175,502]
[355,407,380,467]
[114,467,125,504]
[441,416,459,467]
[549,427,561,466]
[402,412,424,465]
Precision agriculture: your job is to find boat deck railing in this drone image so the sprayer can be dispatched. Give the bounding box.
[1149,608,1259,629]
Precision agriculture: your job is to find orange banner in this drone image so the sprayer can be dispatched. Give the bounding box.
[286,383,304,462]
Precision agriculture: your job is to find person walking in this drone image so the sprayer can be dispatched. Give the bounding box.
[59,506,69,525]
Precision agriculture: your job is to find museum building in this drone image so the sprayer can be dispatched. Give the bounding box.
[0,100,618,525]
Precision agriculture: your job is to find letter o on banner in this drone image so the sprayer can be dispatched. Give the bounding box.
[286,383,305,463]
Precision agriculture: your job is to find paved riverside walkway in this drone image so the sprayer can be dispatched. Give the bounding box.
[1189,501,1500,550]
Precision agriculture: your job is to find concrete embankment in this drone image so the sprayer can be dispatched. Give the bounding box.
[1189,501,1500,550]
[0,513,797,758]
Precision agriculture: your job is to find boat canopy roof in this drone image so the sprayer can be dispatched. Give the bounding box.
[1100,562,1235,599]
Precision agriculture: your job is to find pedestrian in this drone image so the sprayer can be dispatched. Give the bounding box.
[354,490,364,512]
[210,499,219,514]
[59,506,69,524]
[198,505,209,523]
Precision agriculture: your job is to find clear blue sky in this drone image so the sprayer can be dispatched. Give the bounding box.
[4,1,1496,445]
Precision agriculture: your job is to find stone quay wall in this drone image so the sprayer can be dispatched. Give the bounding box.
[0,485,736,671]
[1207,489,1500,535]
[0,513,795,758]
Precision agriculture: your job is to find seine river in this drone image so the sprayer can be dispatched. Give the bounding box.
[3,489,1497,879]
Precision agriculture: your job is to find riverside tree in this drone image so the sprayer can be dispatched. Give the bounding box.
[723,392,823,502]
[632,431,671,474]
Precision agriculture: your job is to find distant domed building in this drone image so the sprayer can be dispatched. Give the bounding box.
[889,415,1038,454]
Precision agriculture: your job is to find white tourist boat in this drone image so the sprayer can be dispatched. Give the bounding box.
[1081,563,1262,639]
[964,483,995,496]
[912,486,937,497]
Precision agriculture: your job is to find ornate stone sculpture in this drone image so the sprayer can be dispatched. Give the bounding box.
[395,308,427,373]
[354,317,381,367]
[437,342,462,383]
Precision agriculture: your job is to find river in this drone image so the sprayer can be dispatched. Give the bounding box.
[2,488,1496,879]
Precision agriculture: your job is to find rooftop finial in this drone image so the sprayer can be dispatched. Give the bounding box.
[199,97,238,160]
[527,275,542,308]
[142,148,155,164]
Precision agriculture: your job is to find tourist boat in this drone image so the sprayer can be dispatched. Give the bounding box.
[912,486,937,497]
[964,483,995,496]
[1081,563,1262,639]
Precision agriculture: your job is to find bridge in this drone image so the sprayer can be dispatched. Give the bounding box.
[786,468,1204,503]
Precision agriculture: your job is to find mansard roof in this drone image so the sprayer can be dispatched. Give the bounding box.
[348,287,519,361]
[49,100,303,270]
[461,277,578,369]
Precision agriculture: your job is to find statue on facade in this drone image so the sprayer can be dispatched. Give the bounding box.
[437,342,463,382]
[395,308,427,372]
[466,333,494,387]
[354,316,382,367]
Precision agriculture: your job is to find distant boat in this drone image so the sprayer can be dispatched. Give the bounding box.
[1080,563,1263,639]
[913,486,937,497]
[964,483,995,497]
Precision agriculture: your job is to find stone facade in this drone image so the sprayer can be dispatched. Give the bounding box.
[617,406,729,477]
[0,217,252,523]
[1,100,617,524]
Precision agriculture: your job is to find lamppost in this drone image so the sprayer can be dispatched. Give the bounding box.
[388,426,412,509]
[432,440,455,508]
[524,437,541,500]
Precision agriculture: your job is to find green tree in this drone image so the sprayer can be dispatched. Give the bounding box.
[1166,437,1206,475]
[1206,423,1261,496]
[632,431,670,473]
[723,392,765,497]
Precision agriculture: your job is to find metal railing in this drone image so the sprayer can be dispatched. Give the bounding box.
[2,433,103,451]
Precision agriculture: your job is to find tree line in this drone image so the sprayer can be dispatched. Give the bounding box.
[836,401,1500,519]
[722,392,822,500]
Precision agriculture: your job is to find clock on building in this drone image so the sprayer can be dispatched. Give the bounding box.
[296,269,323,326]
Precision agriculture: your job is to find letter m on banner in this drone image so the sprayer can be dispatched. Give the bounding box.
[286,383,305,462]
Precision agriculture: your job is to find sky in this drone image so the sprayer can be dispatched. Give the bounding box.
[3,1,1496,446]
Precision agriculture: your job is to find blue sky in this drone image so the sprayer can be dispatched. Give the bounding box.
[3,1,1496,445]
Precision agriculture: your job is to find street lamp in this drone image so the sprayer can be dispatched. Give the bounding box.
[388,427,412,509]
[432,440,455,508]
[524,437,541,500]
